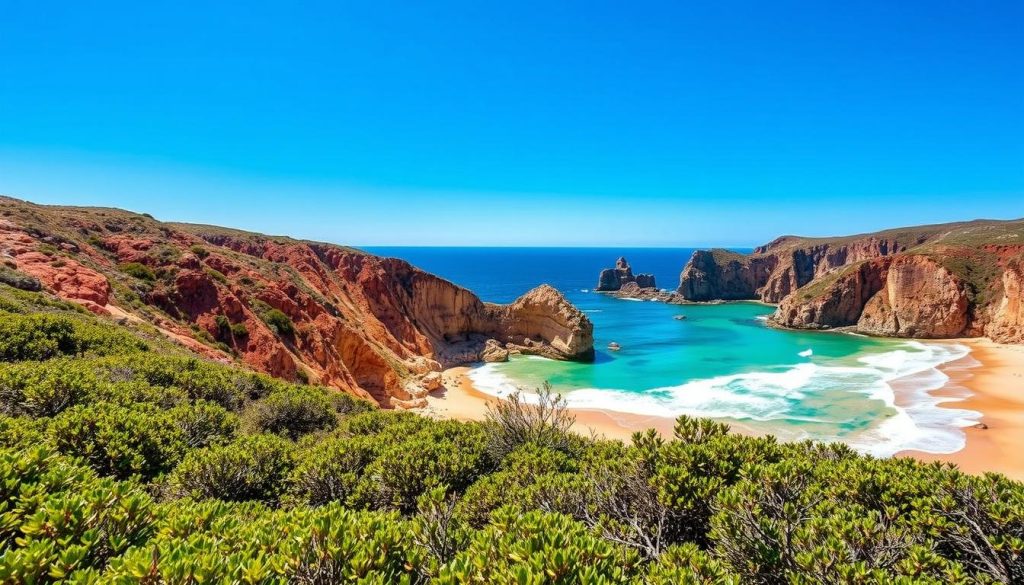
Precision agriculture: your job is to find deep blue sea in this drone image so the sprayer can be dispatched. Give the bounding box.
[365,247,979,456]
[365,247,698,304]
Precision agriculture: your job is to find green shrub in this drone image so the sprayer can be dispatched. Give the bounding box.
[213,314,230,338]
[646,543,740,584]
[189,244,209,259]
[0,447,156,583]
[169,434,295,504]
[0,359,102,418]
[93,354,278,410]
[289,435,382,507]
[244,386,339,439]
[168,401,239,448]
[261,307,294,335]
[354,420,491,513]
[230,321,249,338]
[100,502,422,583]
[484,383,578,462]
[438,508,640,583]
[48,402,186,481]
[0,415,47,450]
[0,313,148,361]
[118,262,155,281]
[204,267,228,284]
[339,409,432,438]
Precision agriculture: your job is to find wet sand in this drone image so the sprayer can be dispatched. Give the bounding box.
[897,339,1024,480]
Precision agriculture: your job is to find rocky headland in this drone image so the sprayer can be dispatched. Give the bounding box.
[676,220,1024,342]
[0,196,594,408]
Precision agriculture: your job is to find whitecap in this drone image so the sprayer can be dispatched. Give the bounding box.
[471,341,980,458]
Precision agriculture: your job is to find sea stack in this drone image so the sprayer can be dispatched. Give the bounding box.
[596,257,656,291]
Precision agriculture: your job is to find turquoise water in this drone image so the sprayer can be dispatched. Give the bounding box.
[367,247,980,455]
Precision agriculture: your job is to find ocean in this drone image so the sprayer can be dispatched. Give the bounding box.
[365,247,979,456]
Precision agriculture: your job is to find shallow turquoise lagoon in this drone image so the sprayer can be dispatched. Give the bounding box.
[366,247,979,456]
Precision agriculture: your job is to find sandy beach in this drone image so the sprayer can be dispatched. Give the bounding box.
[898,339,1024,480]
[425,338,1024,480]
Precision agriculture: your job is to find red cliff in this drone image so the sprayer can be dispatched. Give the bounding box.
[678,220,1024,343]
[0,197,594,408]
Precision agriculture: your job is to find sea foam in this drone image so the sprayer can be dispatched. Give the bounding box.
[468,341,979,458]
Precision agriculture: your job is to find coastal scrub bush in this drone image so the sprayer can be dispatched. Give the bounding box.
[118,261,155,281]
[230,321,249,338]
[0,358,101,418]
[204,267,228,284]
[262,307,294,335]
[437,508,641,584]
[188,244,209,259]
[0,447,156,583]
[244,385,339,439]
[354,420,491,513]
[289,434,383,507]
[169,433,295,504]
[0,313,148,361]
[214,314,230,338]
[94,353,278,410]
[100,503,422,583]
[48,402,186,480]
[484,382,577,462]
[168,400,239,448]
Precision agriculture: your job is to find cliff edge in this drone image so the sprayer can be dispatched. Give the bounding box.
[0,196,594,408]
[677,220,1024,343]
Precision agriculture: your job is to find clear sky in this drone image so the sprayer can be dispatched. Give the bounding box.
[1,1,1022,247]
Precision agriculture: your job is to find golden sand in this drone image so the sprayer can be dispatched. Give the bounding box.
[425,339,1024,480]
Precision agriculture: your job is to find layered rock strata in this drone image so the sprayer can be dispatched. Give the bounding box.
[677,221,1024,342]
[0,197,594,408]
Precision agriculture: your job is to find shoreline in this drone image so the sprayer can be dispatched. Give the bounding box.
[897,338,1024,480]
[424,338,1024,480]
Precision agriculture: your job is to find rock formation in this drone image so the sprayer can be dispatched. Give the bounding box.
[596,257,656,291]
[609,282,687,304]
[0,196,594,408]
[677,220,1024,342]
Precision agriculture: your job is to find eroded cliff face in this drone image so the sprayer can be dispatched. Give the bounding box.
[0,197,594,408]
[677,250,774,301]
[678,221,1024,342]
[986,258,1024,343]
[856,256,969,338]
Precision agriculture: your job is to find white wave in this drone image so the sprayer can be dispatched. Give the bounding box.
[798,348,813,357]
[583,309,603,313]
[619,298,644,302]
[580,289,590,293]
[470,341,980,458]
[755,315,769,322]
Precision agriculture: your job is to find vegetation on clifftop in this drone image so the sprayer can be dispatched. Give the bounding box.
[0,282,1022,583]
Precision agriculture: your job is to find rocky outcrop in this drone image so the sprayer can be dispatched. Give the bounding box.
[488,284,594,361]
[0,196,595,407]
[609,282,687,304]
[596,257,656,291]
[679,219,1024,342]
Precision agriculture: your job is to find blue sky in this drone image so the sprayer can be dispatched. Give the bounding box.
[1,1,1022,246]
